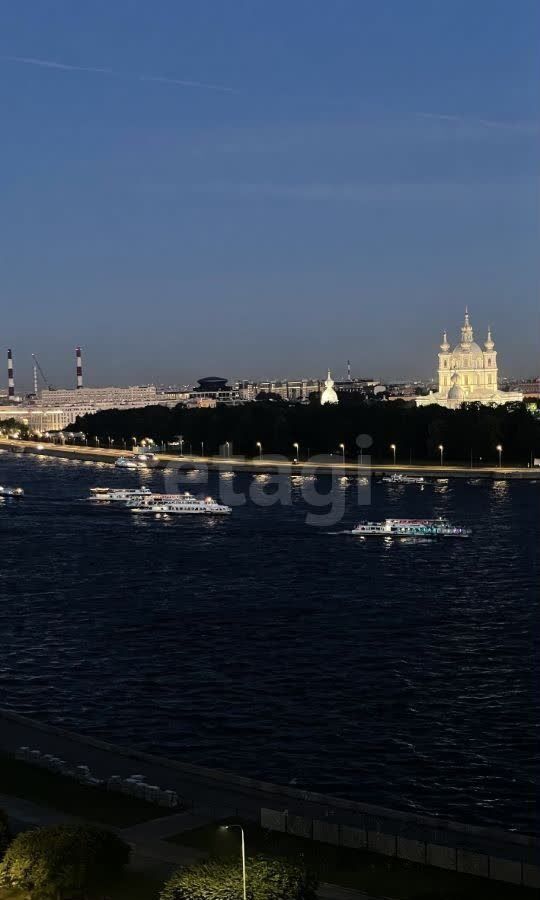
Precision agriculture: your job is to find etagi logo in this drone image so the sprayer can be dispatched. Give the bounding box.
[159,434,373,527]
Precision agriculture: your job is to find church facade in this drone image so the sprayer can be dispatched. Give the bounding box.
[416,310,523,409]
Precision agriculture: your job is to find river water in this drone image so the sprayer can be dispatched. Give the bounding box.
[0,452,538,833]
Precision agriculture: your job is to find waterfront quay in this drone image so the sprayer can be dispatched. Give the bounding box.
[1,437,537,479]
[0,709,538,889]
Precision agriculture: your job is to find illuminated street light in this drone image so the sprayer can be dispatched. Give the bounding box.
[496,444,503,467]
[438,444,444,466]
[293,441,299,462]
[256,441,262,460]
[390,443,396,465]
[339,442,345,465]
[225,441,230,458]
[201,441,205,457]
[221,825,246,900]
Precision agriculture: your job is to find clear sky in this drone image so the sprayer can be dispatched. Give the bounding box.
[1,0,539,389]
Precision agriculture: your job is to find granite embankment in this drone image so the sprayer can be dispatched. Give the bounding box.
[0,709,538,889]
[1,437,537,478]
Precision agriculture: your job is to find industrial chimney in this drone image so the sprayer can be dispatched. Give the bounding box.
[7,349,15,399]
[76,346,83,389]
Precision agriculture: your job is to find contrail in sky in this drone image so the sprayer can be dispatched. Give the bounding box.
[0,55,236,93]
[416,111,538,133]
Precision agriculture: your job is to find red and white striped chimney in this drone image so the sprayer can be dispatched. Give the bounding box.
[76,346,83,389]
[7,349,15,399]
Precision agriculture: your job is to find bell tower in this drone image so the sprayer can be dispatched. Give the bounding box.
[482,327,498,390]
[438,331,451,394]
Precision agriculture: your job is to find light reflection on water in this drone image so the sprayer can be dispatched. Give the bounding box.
[0,453,538,833]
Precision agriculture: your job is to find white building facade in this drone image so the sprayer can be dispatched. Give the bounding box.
[320,371,339,405]
[416,310,523,409]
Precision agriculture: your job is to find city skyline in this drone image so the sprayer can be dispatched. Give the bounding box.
[2,1,539,384]
[4,308,538,396]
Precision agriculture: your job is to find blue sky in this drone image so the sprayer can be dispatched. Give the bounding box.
[1,0,538,388]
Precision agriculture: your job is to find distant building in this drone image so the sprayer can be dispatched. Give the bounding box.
[234,380,259,402]
[387,382,431,400]
[158,389,191,404]
[186,396,217,408]
[416,310,523,408]
[4,384,187,432]
[192,376,239,404]
[320,371,339,405]
[0,406,75,431]
[335,378,386,398]
[38,384,160,409]
[503,377,540,398]
[253,379,320,401]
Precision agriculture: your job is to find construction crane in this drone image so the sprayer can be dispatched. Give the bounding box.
[32,354,56,394]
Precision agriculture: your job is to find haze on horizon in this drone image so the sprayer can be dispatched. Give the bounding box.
[1,0,539,391]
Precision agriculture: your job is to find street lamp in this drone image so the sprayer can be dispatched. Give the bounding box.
[293,441,299,462]
[201,440,205,457]
[256,441,262,460]
[496,444,503,467]
[390,443,396,465]
[221,825,246,900]
[179,436,184,456]
[225,441,230,458]
[132,436,137,450]
[438,444,444,466]
[339,442,345,465]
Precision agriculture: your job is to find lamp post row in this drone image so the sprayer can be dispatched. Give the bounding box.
[34,432,506,466]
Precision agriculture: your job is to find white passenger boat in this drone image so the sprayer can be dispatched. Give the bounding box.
[381,473,425,484]
[89,487,153,502]
[0,485,24,496]
[128,492,231,516]
[115,456,141,470]
[352,517,471,538]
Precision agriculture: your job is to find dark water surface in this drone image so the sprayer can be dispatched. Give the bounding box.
[1,453,538,833]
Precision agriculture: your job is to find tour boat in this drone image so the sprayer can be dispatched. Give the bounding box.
[89,487,153,502]
[128,492,231,516]
[115,456,141,470]
[352,517,471,538]
[381,473,425,484]
[0,485,24,496]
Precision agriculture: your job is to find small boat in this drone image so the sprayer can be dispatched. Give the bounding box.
[133,451,157,461]
[0,485,24,496]
[128,492,231,516]
[89,487,153,502]
[115,456,141,470]
[352,517,471,538]
[381,473,425,484]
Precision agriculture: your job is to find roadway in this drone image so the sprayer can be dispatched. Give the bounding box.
[1,437,536,478]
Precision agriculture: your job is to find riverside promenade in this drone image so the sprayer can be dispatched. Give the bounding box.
[1,437,537,479]
[0,709,538,889]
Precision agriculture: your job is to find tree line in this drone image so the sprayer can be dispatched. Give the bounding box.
[73,399,540,465]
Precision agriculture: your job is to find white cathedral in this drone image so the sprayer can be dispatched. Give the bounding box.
[415,309,523,409]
